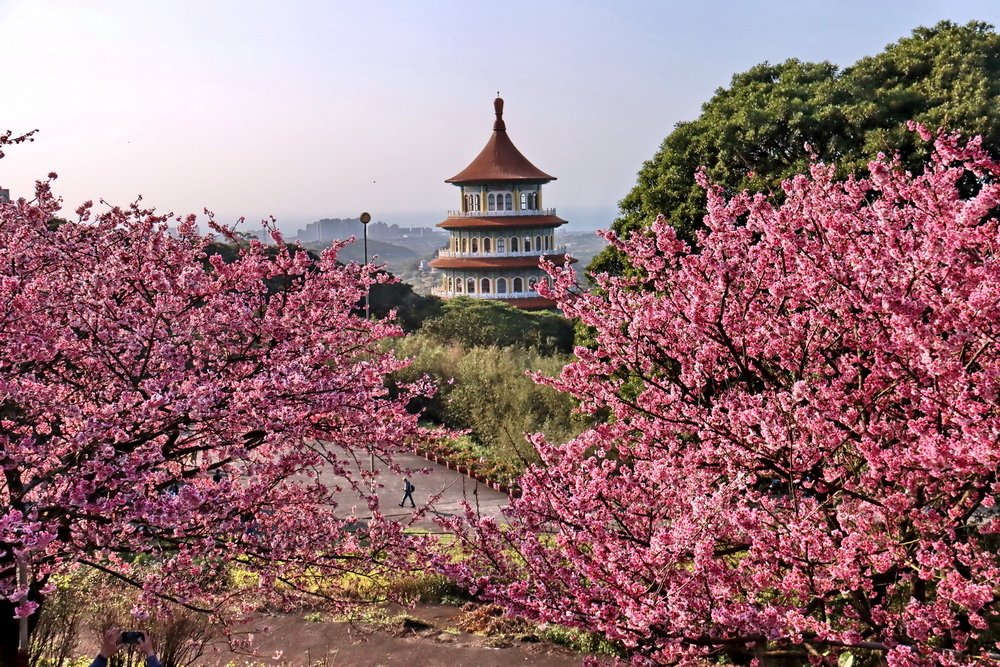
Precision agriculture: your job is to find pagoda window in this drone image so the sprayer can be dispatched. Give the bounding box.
[497,277,507,293]
[461,238,468,253]
[524,237,532,253]
[510,237,519,252]
[471,238,479,253]
[488,194,496,211]
[497,238,505,253]
[483,237,491,253]
[528,277,538,291]
[467,278,476,293]
[544,235,550,250]
[481,278,491,293]
[520,192,527,210]
[535,236,542,252]
[448,277,454,292]
[513,277,523,292]
[505,193,513,210]
[456,279,463,293]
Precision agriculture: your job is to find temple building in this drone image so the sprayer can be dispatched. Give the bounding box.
[430,97,573,309]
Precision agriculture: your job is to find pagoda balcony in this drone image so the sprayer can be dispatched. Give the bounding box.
[431,289,545,300]
[446,208,557,218]
[436,246,567,259]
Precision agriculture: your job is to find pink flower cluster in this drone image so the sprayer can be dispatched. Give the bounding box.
[0,182,430,638]
[446,129,1000,665]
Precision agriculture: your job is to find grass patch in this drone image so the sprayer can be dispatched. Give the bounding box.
[538,624,624,657]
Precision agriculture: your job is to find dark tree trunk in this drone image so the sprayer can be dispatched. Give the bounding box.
[0,599,23,667]
[0,598,40,667]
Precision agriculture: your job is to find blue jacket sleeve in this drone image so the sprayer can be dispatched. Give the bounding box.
[89,651,161,667]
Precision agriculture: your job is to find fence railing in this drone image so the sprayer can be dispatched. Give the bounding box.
[445,208,557,218]
[431,290,543,300]
[436,246,566,259]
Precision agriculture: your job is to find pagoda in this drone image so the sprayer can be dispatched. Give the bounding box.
[430,97,573,309]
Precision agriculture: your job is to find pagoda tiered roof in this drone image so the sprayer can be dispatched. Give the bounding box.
[445,98,555,185]
[436,213,567,230]
[429,253,575,270]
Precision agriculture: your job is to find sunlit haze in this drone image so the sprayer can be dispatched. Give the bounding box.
[2,0,1000,232]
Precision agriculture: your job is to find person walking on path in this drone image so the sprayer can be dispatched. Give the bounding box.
[399,477,416,508]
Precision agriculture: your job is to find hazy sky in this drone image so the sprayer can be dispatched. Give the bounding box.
[2,1,1000,232]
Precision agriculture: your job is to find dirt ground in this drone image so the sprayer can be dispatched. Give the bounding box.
[80,604,590,667]
[74,458,583,665]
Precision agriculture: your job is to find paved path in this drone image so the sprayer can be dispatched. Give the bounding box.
[323,450,512,532]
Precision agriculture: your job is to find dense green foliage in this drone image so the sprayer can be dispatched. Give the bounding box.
[393,334,587,474]
[420,297,574,355]
[591,20,1000,275]
[389,299,582,478]
[367,279,443,332]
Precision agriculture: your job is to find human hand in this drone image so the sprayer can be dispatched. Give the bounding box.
[138,632,155,657]
[99,628,121,659]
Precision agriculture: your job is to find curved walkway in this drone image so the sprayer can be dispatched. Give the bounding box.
[323,450,512,532]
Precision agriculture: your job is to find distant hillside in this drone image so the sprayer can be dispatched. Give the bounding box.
[560,231,608,274]
[298,231,608,296]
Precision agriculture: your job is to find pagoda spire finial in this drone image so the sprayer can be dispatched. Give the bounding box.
[493,96,505,131]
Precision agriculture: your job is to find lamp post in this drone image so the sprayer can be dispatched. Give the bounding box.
[359,212,371,320]
[359,212,375,487]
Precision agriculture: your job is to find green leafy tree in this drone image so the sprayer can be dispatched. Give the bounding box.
[591,20,1000,275]
[444,346,582,464]
[367,279,443,332]
[420,297,573,354]
[392,334,587,473]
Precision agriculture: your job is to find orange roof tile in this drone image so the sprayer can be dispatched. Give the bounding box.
[446,98,555,184]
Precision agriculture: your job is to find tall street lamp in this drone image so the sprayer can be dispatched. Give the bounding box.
[359,212,375,488]
[359,212,371,320]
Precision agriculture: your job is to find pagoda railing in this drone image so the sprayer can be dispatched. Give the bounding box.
[436,246,567,259]
[431,289,546,300]
[446,208,557,218]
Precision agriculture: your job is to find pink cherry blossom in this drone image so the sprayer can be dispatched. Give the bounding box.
[444,128,1000,665]
[0,132,432,653]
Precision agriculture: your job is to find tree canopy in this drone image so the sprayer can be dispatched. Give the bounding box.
[590,20,1000,275]
[420,297,574,355]
[0,168,428,664]
[448,130,1000,665]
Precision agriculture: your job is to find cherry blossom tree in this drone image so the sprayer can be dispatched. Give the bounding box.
[447,128,1000,665]
[0,146,429,663]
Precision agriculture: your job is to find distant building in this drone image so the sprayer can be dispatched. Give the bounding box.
[294,217,444,245]
[241,228,274,243]
[368,221,442,241]
[429,98,574,309]
[295,218,362,243]
[0,187,10,203]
